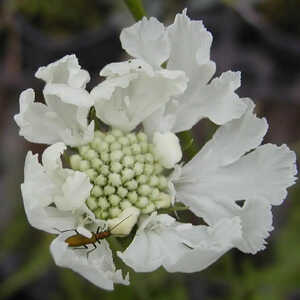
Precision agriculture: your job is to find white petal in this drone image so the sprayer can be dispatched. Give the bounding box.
[142,102,177,137]
[181,143,296,210]
[167,9,215,87]
[172,71,247,132]
[119,213,242,273]
[118,213,190,272]
[42,142,66,172]
[153,132,182,169]
[35,54,90,88]
[120,17,170,68]
[233,200,273,254]
[183,98,268,172]
[91,61,187,132]
[21,151,76,233]
[107,207,140,235]
[50,234,129,290]
[166,217,242,273]
[177,195,273,255]
[55,171,92,211]
[14,87,94,147]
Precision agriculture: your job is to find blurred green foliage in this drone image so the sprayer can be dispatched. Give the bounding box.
[258,0,300,35]
[11,0,113,36]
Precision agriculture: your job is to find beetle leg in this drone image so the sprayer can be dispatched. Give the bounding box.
[96,226,100,234]
[73,245,88,250]
[86,243,97,259]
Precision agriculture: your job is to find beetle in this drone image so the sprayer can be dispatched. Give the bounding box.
[56,214,132,257]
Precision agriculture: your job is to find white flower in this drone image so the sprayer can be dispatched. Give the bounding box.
[17,9,297,291]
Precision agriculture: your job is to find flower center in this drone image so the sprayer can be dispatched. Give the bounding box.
[70,129,171,220]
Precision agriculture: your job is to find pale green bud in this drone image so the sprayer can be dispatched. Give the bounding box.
[125,180,138,190]
[111,128,123,137]
[110,142,121,151]
[137,132,147,142]
[119,136,130,146]
[133,162,144,175]
[104,185,115,195]
[128,191,138,203]
[137,174,148,184]
[109,194,121,206]
[138,184,151,196]
[98,197,109,209]
[142,203,155,214]
[87,196,98,210]
[117,187,128,198]
[131,143,141,155]
[127,133,137,144]
[158,176,168,189]
[109,173,122,186]
[120,200,132,210]
[100,165,109,175]
[122,168,135,182]
[111,162,122,173]
[109,207,121,218]
[144,164,154,175]
[110,150,123,162]
[150,188,160,201]
[123,146,132,155]
[84,149,98,160]
[123,155,134,167]
[95,174,107,186]
[136,196,148,208]
[149,175,159,187]
[105,134,116,144]
[70,154,81,170]
[91,185,103,197]
[91,158,102,171]
[100,152,109,162]
[79,160,90,171]
[135,154,145,163]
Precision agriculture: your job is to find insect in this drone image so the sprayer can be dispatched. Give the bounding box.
[56,215,132,258]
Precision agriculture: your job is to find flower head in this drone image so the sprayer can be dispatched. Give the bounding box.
[15,10,297,290]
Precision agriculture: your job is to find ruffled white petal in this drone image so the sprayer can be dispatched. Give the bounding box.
[179,143,297,209]
[35,54,90,88]
[167,9,215,87]
[120,17,170,68]
[166,217,242,273]
[118,213,192,272]
[183,99,268,172]
[118,213,242,273]
[21,144,93,232]
[14,87,94,147]
[91,60,187,132]
[50,234,129,290]
[175,103,296,254]
[21,151,77,233]
[153,132,182,169]
[171,71,247,132]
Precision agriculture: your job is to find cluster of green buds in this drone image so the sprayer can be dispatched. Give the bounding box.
[70,129,172,220]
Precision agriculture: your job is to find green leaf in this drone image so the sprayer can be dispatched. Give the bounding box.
[123,0,146,21]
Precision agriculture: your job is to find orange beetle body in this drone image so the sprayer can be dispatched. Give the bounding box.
[65,231,110,247]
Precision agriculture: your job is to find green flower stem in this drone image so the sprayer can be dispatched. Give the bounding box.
[124,0,146,21]
[177,130,200,162]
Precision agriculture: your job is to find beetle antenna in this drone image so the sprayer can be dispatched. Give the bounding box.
[110,214,133,232]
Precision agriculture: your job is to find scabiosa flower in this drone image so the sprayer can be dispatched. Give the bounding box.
[15,10,297,290]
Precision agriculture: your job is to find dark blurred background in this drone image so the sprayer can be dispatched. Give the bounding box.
[0,0,299,299]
